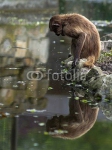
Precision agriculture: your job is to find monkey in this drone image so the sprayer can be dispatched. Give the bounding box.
[49,13,101,68]
[46,97,99,139]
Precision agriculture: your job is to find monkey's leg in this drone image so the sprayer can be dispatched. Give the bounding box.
[69,97,84,123]
[83,55,95,68]
[71,33,87,68]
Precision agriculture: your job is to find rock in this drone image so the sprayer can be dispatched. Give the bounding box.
[62,56,112,112]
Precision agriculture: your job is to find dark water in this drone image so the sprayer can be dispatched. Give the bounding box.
[0,0,112,150]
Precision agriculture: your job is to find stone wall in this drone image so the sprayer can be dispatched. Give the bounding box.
[0,0,58,9]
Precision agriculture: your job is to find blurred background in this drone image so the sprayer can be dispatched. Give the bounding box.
[0,0,112,150]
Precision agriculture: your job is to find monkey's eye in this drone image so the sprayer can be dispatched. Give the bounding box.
[52,24,60,31]
[52,24,60,27]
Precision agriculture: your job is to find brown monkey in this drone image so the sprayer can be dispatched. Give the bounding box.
[49,13,101,68]
[46,97,99,139]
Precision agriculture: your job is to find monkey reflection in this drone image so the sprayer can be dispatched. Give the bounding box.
[46,96,99,139]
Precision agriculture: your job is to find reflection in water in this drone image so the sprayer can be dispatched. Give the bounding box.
[46,91,99,139]
[0,25,49,116]
[46,45,111,139]
[0,68,49,115]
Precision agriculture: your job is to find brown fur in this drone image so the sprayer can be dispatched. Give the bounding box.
[49,13,101,67]
[46,98,99,139]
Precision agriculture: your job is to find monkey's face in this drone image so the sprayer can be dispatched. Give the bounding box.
[49,16,63,36]
[46,115,68,133]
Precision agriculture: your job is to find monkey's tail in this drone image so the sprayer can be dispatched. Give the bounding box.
[83,55,95,68]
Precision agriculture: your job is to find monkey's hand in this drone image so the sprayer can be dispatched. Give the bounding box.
[72,58,79,69]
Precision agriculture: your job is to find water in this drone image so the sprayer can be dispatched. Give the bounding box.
[0,0,112,150]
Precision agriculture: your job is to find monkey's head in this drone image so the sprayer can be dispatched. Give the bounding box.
[46,115,81,139]
[46,115,67,132]
[49,15,64,36]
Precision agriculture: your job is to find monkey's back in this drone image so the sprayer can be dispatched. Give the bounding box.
[62,13,101,60]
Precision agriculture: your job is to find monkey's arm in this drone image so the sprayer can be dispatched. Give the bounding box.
[69,97,84,123]
[71,32,87,67]
[63,25,87,67]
